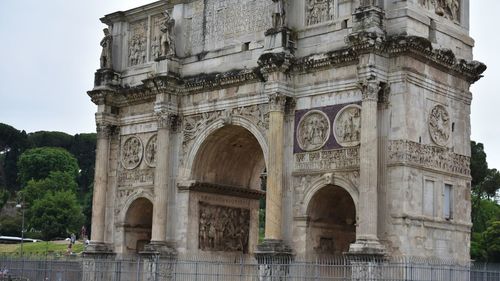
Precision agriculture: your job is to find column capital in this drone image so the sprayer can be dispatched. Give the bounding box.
[96,122,116,139]
[358,80,380,102]
[156,112,180,131]
[268,93,288,112]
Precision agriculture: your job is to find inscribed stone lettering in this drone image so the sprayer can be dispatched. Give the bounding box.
[198,202,250,253]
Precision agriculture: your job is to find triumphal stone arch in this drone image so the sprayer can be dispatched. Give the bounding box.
[86,0,485,268]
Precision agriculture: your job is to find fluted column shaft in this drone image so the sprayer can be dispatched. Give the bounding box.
[151,114,173,242]
[264,93,287,240]
[357,81,380,241]
[91,124,111,243]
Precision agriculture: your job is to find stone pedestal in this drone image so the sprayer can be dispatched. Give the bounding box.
[82,244,115,281]
[255,239,294,281]
[141,242,177,281]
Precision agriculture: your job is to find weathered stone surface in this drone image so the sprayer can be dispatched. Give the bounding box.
[88,0,484,265]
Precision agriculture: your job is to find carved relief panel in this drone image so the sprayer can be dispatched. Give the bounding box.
[121,136,144,170]
[333,105,361,147]
[198,202,250,253]
[128,20,148,66]
[144,134,157,167]
[418,0,460,21]
[150,14,164,60]
[428,104,450,147]
[306,0,335,26]
[297,110,330,151]
[118,134,155,188]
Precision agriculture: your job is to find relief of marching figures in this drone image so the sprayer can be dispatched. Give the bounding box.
[419,0,460,21]
[198,203,250,253]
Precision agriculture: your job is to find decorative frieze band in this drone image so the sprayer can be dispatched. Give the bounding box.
[294,147,360,172]
[387,140,470,176]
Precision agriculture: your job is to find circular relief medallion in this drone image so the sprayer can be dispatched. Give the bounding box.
[144,134,157,167]
[297,110,331,151]
[333,105,362,147]
[429,104,450,146]
[121,136,143,170]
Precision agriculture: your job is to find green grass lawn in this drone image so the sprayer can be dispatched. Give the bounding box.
[0,241,84,256]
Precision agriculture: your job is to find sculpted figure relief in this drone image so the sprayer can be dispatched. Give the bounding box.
[121,136,143,170]
[306,0,334,26]
[334,105,361,147]
[419,0,460,21]
[144,135,157,167]
[99,28,113,69]
[272,0,286,28]
[160,10,176,58]
[428,105,450,146]
[128,21,147,66]
[297,110,330,151]
[198,203,250,253]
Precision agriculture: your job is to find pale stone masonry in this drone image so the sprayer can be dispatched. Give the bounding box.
[87,0,485,263]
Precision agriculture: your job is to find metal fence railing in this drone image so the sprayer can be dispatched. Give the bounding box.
[0,255,499,281]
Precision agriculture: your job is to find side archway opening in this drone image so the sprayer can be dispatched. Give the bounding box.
[124,197,153,254]
[306,185,356,256]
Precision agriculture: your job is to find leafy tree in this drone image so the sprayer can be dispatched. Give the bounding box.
[28,191,84,240]
[470,141,500,261]
[483,221,500,261]
[0,123,28,191]
[27,131,73,150]
[0,214,22,236]
[70,133,96,195]
[21,171,78,206]
[17,147,79,186]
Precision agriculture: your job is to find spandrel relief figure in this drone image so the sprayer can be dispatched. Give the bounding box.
[100,28,113,69]
[151,36,161,59]
[160,10,176,58]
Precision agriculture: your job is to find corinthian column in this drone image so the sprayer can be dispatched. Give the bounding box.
[150,113,175,244]
[90,123,112,245]
[349,80,385,255]
[264,93,287,241]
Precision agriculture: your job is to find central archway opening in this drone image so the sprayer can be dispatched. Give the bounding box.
[306,185,356,256]
[189,125,266,255]
[124,198,153,254]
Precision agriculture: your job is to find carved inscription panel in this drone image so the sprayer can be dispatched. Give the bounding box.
[186,0,273,52]
[199,202,250,253]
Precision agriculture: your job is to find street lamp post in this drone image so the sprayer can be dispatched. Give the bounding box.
[15,203,25,257]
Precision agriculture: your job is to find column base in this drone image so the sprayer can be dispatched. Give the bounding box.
[141,240,177,257]
[348,239,386,257]
[83,241,114,255]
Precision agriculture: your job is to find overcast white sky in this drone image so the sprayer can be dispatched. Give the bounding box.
[0,1,498,169]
